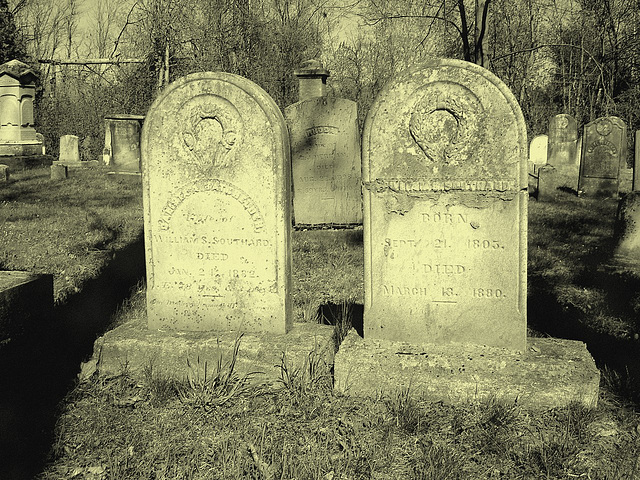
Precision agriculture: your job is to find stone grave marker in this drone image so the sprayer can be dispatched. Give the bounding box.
[142,72,292,333]
[578,116,626,198]
[285,61,362,225]
[537,114,580,200]
[104,114,145,173]
[335,59,600,409]
[58,135,80,164]
[362,59,527,351]
[50,164,68,180]
[634,130,640,191]
[528,134,548,175]
[0,164,8,182]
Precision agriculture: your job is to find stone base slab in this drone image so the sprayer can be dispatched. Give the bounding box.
[53,160,100,169]
[0,154,52,170]
[80,318,335,385]
[0,143,43,157]
[334,330,600,410]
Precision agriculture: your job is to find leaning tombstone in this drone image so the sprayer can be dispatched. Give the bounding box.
[80,72,334,383]
[578,116,626,198]
[334,59,599,409]
[284,60,362,225]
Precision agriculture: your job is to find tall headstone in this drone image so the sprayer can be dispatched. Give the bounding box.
[335,59,599,409]
[58,135,80,164]
[0,60,43,157]
[142,72,292,333]
[578,116,626,198]
[362,59,527,351]
[285,61,362,225]
[104,114,145,173]
[537,114,580,200]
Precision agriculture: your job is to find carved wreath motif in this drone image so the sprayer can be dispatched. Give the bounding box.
[180,95,243,173]
[408,83,482,165]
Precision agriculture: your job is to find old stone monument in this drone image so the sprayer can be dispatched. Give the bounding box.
[50,164,68,180]
[81,72,334,383]
[634,130,640,191]
[537,114,580,200]
[0,60,49,169]
[578,116,626,198]
[528,134,548,175]
[285,60,362,225]
[334,59,599,408]
[58,135,79,164]
[143,72,293,333]
[104,114,144,173]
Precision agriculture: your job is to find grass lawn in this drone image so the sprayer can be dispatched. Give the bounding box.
[27,188,640,479]
[0,167,143,303]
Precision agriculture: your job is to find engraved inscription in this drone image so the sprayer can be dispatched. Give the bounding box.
[368,178,517,193]
[158,179,265,233]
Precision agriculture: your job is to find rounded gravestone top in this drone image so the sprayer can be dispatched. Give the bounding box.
[105,114,145,121]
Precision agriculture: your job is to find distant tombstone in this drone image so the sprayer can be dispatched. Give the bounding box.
[35,133,45,154]
[142,72,292,333]
[104,115,144,173]
[50,164,68,180]
[285,61,362,225]
[58,135,80,164]
[578,116,627,198]
[362,59,527,351]
[614,191,640,261]
[537,114,580,198]
[0,164,8,182]
[528,135,548,175]
[634,131,640,191]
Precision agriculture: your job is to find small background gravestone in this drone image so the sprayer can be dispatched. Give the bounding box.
[50,163,68,180]
[537,114,580,200]
[285,60,362,225]
[104,115,144,174]
[58,135,80,164]
[578,116,626,198]
[529,135,548,175]
[0,164,8,182]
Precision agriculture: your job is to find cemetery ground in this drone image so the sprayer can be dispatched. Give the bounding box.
[2,171,640,478]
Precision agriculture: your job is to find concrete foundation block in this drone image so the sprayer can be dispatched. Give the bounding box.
[334,330,600,410]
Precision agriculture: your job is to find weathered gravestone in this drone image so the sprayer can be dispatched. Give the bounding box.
[537,114,580,200]
[285,61,362,225]
[143,72,292,333]
[634,130,640,191]
[58,135,80,164]
[528,134,548,175]
[362,59,527,350]
[334,59,600,409]
[613,191,640,263]
[578,116,626,198]
[80,72,334,384]
[104,114,144,173]
[50,163,68,180]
